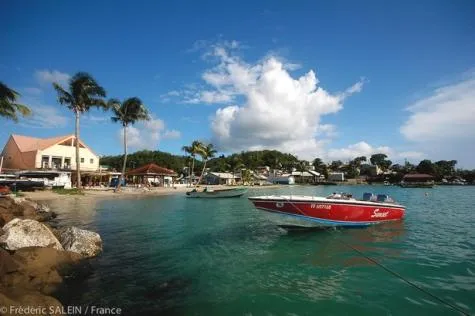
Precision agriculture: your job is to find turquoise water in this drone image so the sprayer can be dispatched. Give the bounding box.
[48,185,475,315]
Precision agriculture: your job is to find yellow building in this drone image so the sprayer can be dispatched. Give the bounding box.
[1,134,99,172]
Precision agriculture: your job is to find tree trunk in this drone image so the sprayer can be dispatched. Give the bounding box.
[118,125,127,190]
[75,111,81,189]
[191,156,195,187]
[197,160,208,185]
[187,158,191,187]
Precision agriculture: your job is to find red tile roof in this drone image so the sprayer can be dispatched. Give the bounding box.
[126,163,177,176]
[403,173,434,179]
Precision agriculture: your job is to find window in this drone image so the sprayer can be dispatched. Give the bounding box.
[90,159,94,164]
[81,158,84,163]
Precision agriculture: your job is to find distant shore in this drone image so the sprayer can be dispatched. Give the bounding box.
[20,184,282,201]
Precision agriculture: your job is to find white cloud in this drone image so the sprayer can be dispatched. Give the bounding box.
[162,129,181,139]
[400,76,475,166]
[401,77,475,142]
[35,70,70,86]
[21,105,69,128]
[186,43,366,158]
[316,124,338,138]
[84,115,109,123]
[326,141,424,163]
[22,87,43,96]
[118,117,180,150]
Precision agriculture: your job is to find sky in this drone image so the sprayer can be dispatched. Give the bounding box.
[1,0,474,167]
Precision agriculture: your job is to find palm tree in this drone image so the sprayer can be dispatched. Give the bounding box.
[53,72,107,189]
[109,97,150,189]
[182,141,204,187]
[228,156,245,185]
[197,143,217,185]
[0,82,31,121]
[182,145,193,187]
[297,160,307,184]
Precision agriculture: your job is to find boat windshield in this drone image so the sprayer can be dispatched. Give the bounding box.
[326,192,354,200]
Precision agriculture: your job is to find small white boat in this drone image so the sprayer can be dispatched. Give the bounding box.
[186,187,247,198]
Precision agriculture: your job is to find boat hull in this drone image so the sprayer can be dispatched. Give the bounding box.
[249,196,405,227]
[186,188,247,198]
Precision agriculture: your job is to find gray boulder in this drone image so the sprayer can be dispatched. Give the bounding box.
[59,227,102,258]
[0,219,63,251]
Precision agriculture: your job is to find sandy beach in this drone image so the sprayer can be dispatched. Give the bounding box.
[20,185,280,201]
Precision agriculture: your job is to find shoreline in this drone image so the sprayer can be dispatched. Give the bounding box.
[20,185,282,201]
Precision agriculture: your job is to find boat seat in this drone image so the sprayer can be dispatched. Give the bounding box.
[362,192,374,201]
[377,194,389,202]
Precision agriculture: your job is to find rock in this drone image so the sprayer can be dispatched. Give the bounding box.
[36,203,51,213]
[0,219,63,251]
[0,289,63,315]
[34,211,57,222]
[0,248,18,277]
[11,196,26,204]
[59,227,102,258]
[0,209,15,227]
[1,247,87,295]
[0,197,14,210]
[20,201,37,217]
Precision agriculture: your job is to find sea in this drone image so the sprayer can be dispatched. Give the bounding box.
[46,185,475,315]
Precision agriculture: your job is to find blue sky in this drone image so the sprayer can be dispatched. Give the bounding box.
[1,0,474,167]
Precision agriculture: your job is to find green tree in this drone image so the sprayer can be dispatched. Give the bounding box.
[312,158,328,179]
[182,141,204,187]
[0,82,31,122]
[416,159,435,175]
[241,169,253,185]
[370,153,392,171]
[53,72,107,189]
[197,143,217,184]
[109,97,150,189]
[434,160,457,179]
[228,155,245,184]
[330,160,343,171]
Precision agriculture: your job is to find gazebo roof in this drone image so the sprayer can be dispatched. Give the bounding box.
[126,163,177,176]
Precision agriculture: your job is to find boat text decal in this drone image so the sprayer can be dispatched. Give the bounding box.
[370,209,389,218]
[310,204,332,210]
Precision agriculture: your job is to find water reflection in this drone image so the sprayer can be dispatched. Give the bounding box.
[45,197,100,228]
[278,221,407,269]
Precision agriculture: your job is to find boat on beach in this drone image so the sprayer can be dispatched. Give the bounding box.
[248,192,405,227]
[186,187,247,198]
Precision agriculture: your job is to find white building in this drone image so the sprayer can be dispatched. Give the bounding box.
[328,172,345,182]
[1,134,99,171]
[268,174,295,185]
[204,172,239,185]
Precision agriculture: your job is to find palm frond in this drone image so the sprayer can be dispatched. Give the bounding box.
[0,82,31,122]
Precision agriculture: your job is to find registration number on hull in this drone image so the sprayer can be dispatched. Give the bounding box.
[310,204,332,210]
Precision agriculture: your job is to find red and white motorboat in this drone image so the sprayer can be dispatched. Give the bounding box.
[248,192,405,227]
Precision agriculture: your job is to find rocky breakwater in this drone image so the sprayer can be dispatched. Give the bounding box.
[0,195,103,315]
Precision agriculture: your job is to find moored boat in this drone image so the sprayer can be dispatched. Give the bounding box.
[248,192,405,227]
[186,187,247,198]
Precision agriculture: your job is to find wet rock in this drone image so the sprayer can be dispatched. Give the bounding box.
[34,211,57,222]
[1,247,86,295]
[59,227,102,258]
[0,248,18,277]
[0,219,63,251]
[0,288,63,315]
